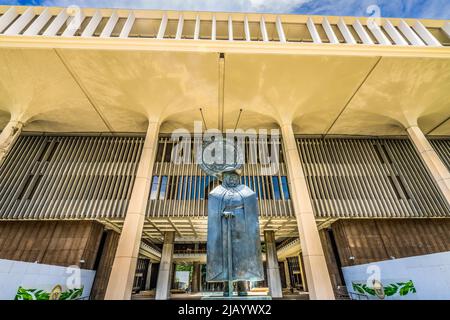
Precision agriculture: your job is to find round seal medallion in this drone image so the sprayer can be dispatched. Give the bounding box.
[197,138,243,177]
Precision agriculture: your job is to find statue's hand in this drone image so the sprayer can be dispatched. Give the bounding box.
[222,211,235,218]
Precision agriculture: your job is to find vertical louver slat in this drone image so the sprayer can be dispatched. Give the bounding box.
[0,135,144,219]
[296,137,450,218]
[430,139,450,171]
[146,135,293,218]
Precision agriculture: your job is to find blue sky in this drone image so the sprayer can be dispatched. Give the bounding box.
[2,0,450,19]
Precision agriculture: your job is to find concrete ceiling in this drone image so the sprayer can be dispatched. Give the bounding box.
[0,47,449,136]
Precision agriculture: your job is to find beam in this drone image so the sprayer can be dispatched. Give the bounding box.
[399,19,425,46]
[244,15,251,41]
[260,16,269,42]
[167,217,183,237]
[175,14,184,40]
[146,219,165,237]
[81,10,102,37]
[412,20,442,46]
[61,9,85,37]
[157,13,168,39]
[443,22,450,37]
[368,21,391,45]
[194,14,200,40]
[119,12,135,38]
[211,15,216,40]
[0,7,18,34]
[100,10,118,38]
[23,8,51,36]
[276,16,286,43]
[352,19,374,45]
[228,15,233,41]
[322,17,338,44]
[4,7,34,35]
[383,20,408,45]
[43,9,68,36]
[337,17,356,44]
[307,17,322,43]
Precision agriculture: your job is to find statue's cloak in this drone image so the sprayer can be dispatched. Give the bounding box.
[206,184,264,282]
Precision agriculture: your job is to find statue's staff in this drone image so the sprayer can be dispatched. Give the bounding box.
[222,210,234,298]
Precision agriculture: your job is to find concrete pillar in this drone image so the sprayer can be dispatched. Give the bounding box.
[192,261,201,293]
[298,253,308,291]
[155,231,175,300]
[105,121,160,300]
[0,120,23,165]
[407,126,450,206]
[171,263,177,289]
[144,261,152,290]
[283,260,291,289]
[264,230,283,298]
[280,123,334,300]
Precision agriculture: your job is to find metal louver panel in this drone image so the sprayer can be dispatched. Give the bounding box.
[430,138,450,171]
[0,135,144,219]
[146,135,294,218]
[296,137,450,218]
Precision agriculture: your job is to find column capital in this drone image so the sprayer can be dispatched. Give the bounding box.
[407,126,450,206]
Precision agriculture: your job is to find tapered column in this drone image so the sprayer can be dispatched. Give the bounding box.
[264,230,282,298]
[280,123,334,300]
[283,260,291,289]
[105,121,160,300]
[192,261,201,293]
[0,120,23,165]
[407,126,450,205]
[156,231,175,300]
[144,261,153,290]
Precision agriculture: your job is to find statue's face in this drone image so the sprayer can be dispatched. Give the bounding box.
[223,172,240,188]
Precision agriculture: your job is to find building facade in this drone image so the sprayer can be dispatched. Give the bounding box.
[0,5,449,300]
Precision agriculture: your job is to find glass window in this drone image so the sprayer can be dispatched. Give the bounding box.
[150,176,159,200]
[159,176,168,200]
[281,176,290,200]
[253,177,260,199]
[272,176,281,200]
[164,143,173,162]
[177,176,184,200]
[200,176,206,200]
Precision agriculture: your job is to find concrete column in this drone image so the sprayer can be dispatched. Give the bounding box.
[298,253,308,291]
[280,123,334,300]
[192,261,200,293]
[105,121,160,300]
[264,230,283,298]
[156,231,175,300]
[144,261,152,290]
[0,120,23,165]
[407,126,450,205]
[283,260,291,289]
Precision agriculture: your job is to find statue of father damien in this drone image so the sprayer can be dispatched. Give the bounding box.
[199,138,264,296]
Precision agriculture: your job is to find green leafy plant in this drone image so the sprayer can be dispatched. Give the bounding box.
[14,286,84,300]
[352,280,416,298]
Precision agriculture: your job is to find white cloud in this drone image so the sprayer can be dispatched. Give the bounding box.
[40,0,312,13]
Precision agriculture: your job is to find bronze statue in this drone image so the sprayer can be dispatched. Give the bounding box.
[199,138,264,297]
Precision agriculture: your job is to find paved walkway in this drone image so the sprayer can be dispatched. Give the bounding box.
[132,291,310,300]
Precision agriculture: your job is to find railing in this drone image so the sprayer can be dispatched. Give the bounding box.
[0,6,449,47]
